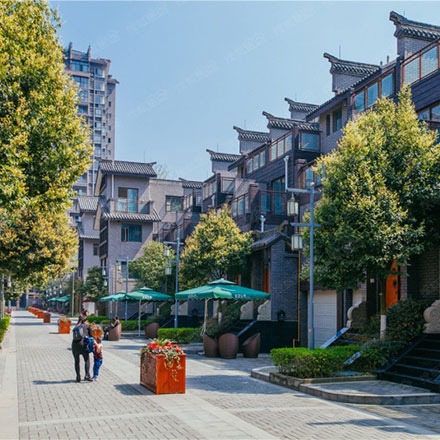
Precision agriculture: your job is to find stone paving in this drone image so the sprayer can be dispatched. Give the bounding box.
[2,311,440,439]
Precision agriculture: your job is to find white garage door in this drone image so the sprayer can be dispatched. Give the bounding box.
[312,290,337,348]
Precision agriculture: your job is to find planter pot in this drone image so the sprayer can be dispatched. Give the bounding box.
[36,310,44,319]
[43,312,51,323]
[145,322,159,339]
[58,319,71,334]
[140,353,186,394]
[242,333,261,358]
[218,333,239,359]
[203,335,219,357]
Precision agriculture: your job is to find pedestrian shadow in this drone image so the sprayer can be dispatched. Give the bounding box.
[33,379,76,385]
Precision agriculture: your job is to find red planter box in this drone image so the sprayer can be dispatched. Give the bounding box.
[43,312,51,323]
[58,319,71,334]
[140,353,186,394]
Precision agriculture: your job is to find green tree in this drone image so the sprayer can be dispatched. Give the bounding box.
[0,0,91,285]
[129,241,174,291]
[179,207,253,289]
[80,266,106,299]
[312,87,440,336]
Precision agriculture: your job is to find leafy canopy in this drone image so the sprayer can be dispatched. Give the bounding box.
[129,241,174,291]
[312,87,440,290]
[0,0,92,284]
[179,207,252,289]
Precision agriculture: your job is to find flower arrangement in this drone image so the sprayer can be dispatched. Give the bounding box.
[141,338,184,375]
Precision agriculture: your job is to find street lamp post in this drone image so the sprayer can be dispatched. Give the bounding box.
[164,228,182,329]
[284,156,320,350]
[71,270,75,317]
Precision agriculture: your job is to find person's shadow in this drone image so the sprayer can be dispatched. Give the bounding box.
[33,379,77,385]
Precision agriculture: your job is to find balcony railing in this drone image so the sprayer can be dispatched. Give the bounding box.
[108,199,150,214]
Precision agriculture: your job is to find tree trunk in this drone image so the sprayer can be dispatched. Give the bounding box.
[378,276,387,339]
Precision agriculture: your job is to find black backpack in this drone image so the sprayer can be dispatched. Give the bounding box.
[72,325,84,342]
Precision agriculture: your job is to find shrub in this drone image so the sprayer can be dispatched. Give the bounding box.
[86,315,110,324]
[270,345,359,378]
[386,298,430,344]
[121,320,153,331]
[0,315,11,343]
[158,327,202,343]
[353,339,406,372]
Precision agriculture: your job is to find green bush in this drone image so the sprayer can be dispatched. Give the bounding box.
[386,298,430,344]
[270,345,360,378]
[121,320,153,331]
[353,339,406,372]
[86,315,111,324]
[158,328,202,343]
[0,315,11,343]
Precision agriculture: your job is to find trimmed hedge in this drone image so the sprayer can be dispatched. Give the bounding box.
[158,327,202,344]
[270,345,360,378]
[0,315,11,343]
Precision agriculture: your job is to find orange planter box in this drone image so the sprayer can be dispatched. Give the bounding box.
[58,319,71,334]
[140,353,186,394]
[36,310,44,319]
[43,312,51,323]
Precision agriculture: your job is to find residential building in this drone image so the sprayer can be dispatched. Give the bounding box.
[64,43,118,196]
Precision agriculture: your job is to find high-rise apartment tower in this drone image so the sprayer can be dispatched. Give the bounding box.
[64,43,118,196]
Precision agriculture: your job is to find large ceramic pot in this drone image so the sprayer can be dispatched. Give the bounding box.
[145,322,159,339]
[140,352,186,394]
[242,333,261,358]
[203,335,219,357]
[218,333,239,359]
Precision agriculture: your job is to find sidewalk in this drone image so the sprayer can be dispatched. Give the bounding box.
[2,311,440,439]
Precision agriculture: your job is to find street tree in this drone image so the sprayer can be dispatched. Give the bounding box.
[0,0,91,286]
[179,207,253,289]
[129,241,174,291]
[312,87,440,337]
[80,266,106,300]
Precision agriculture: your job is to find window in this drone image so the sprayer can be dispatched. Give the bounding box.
[404,58,420,84]
[270,143,277,161]
[285,134,292,151]
[326,114,331,136]
[118,188,138,213]
[93,243,99,256]
[166,196,182,212]
[221,178,234,193]
[271,177,285,214]
[421,47,438,78]
[300,132,319,151]
[246,157,253,175]
[78,90,88,101]
[431,104,440,121]
[121,224,142,242]
[354,91,365,112]
[260,150,266,167]
[418,109,430,120]
[367,83,378,108]
[332,109,342,132]
[269,134,292,162]
[72,75,88,88]
[78,105,88,115]
[71,61,89,72]
[381,73,394,98]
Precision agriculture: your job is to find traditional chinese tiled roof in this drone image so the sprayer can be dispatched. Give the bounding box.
[179,179,203,189]
[76,196,98,212]
[78,233,99,240]
[324,53,379,78]
[251,232,290,251]
[233,126,270,143]
[206,149,241,162]
[390,11,440,41]
[99,160,157,177]
[263,112,320,132]
[102,212,161,222]
[284,98,319,114]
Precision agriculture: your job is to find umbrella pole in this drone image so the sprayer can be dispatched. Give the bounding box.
[125,300,128,322]
[203,298,208,334]
[138,300,141,337]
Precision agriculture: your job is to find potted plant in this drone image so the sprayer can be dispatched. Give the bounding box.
[140,338,186,394]
[58,316,71,334]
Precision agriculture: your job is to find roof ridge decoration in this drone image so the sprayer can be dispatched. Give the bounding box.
[262,111,319,132]
[233,126,270,143]
[390,11,440,41]
[324,53,379,78]
[284,98,319,113]
[206,149,241,162]
[99,160,157,177]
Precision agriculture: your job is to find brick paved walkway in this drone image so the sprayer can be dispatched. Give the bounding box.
[1,311,440,439]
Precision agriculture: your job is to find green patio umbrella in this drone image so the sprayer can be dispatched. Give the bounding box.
[176,278,270,332]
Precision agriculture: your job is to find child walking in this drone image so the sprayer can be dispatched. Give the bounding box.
[92,336,103,381]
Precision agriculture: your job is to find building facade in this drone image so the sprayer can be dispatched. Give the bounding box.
[64,43,118,196]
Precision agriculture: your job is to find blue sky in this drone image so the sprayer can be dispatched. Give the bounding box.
[53,1,440,182]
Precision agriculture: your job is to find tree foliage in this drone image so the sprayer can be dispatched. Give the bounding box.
[0,1,91,284]
[312,87,440,290]
[179,207,253,289]
[80,266,106,299]
[129,241,174,291]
